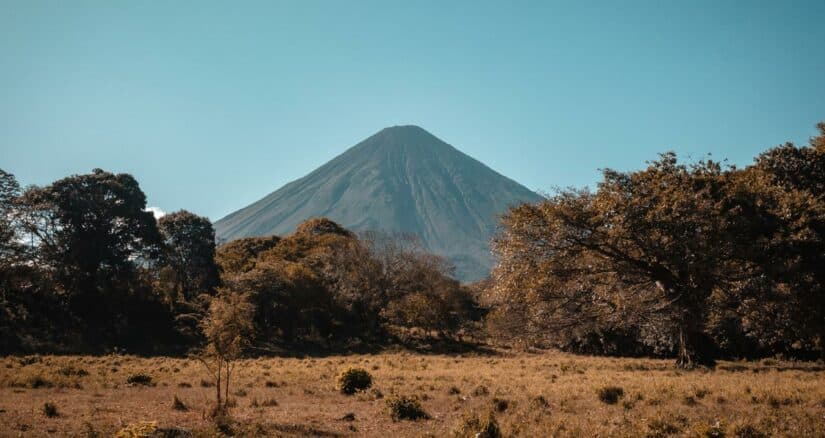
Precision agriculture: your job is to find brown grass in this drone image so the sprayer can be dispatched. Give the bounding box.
[0,350,822,436]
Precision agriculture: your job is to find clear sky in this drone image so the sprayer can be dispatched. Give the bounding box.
[2,1,824,220]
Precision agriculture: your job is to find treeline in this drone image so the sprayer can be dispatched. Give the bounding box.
[485,123,825,366]
[1,123,823,367]
[0,170,481,354]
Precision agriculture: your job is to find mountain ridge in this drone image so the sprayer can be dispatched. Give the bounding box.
[215,125,544,281]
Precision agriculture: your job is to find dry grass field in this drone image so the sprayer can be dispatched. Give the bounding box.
[0,349,823,437]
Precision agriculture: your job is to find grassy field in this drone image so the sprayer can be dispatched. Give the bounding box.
[0,349,823,437]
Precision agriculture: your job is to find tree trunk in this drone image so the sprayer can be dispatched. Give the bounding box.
[224,363,230,409]
[215,361,222,408]
[675,325,716,369]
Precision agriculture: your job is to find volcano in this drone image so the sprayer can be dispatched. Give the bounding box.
[214,125,543,281]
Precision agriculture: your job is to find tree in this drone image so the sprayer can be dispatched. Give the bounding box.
[489,154,768,368]
[18,169,162,292]
[215,235,281,274]
[157,210,220,302]
[199,290,254,411]
[736,125,825,356]
[223,259,335,346]
[366,231,476,339]
[15,169,165,345]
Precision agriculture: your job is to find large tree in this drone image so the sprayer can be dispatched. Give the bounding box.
[490,154,769,368]
[734,125,825,356]
[16,169,164,343]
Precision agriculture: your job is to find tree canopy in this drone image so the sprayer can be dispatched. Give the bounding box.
[487,125,825,365]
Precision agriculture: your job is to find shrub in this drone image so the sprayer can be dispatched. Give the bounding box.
[472,385,489,397]
[177,382,192,388]
[731,424,768,438]
[597,386,624,404]
[694,387,711,399]
[645,414,690,438]
[115,421,158,438]
[386,395,430,421]
[200,379,214,388]
[58,366,89,377]
[448,386,461,395]
[261,398,278,407]
[42,402,59,418]
[491,398,509,413]
[647,418,681,438]
[453,411,501,438]
[82,422,100,438]
[172,395,187,411]
[694,421,726,438]
[27,375,53,389]
[337,367,373,395]
[126,374,153,386]
[18,356,41,366]
[213,413,235,436]
[206,403,229,419]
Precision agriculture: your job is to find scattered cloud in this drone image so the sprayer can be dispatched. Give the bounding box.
[146,206,166,219]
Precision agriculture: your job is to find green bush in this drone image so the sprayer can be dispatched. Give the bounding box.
[337,367,373,395]
[386,395,430,421]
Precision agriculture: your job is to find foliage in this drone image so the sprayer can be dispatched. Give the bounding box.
[1,169,180,354]
[386,395,430,421]
[126,373,153,386]
[2,124,822,363]
[199,289,254,409]
[597,386,625,404]
[114,421,158,438]
[215,235,280,274]
[0,169,22,271]
[337,367,373,394]
[488,123,825,364]
[453,411,502,438]
[157,210,220,302]
[42,402,58,418]
[215,221,477,349]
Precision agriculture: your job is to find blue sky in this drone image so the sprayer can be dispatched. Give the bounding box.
[2,1,824,220]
